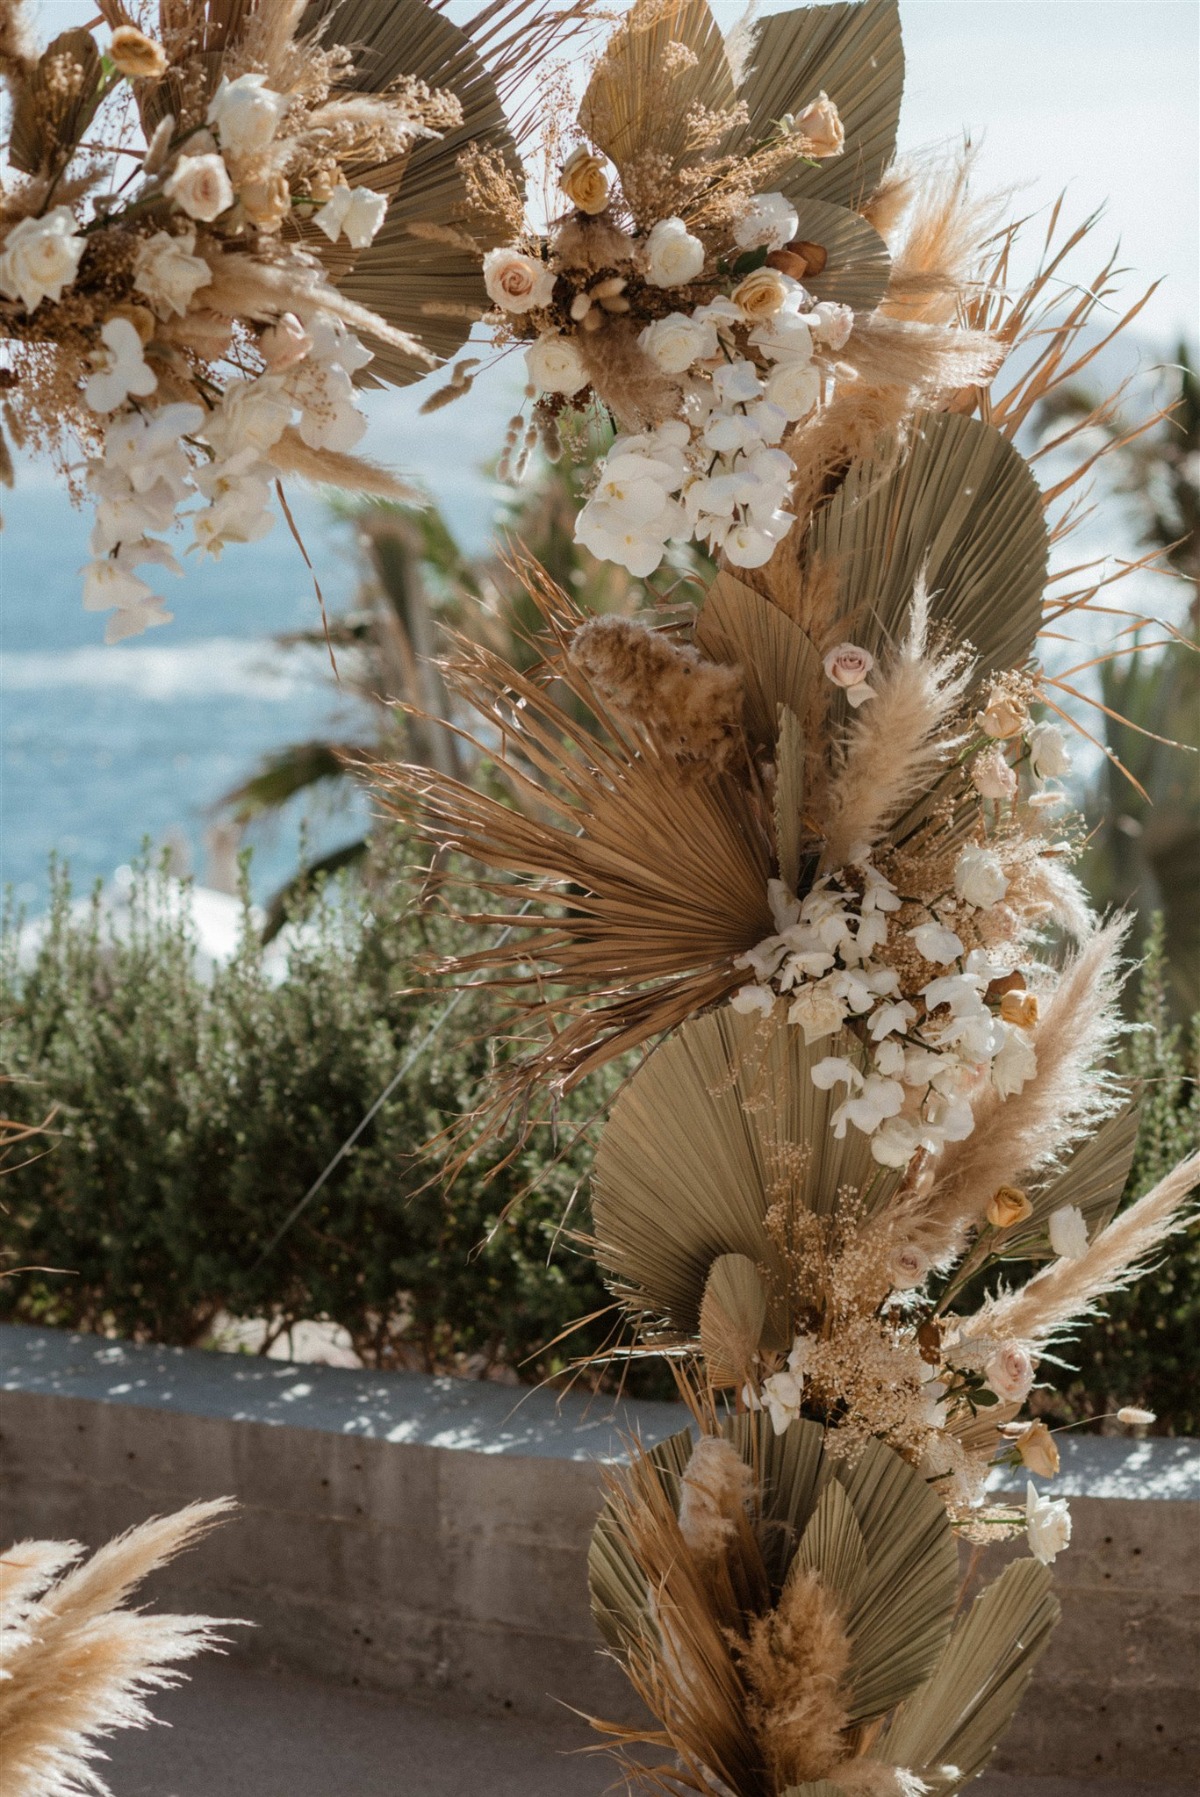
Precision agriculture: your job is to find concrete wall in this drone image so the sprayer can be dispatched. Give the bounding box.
[2,1325,1197,1782]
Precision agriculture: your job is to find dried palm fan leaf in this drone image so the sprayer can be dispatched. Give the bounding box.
[7,27,103,175]
[579,0,735,187]
[700,1252,770,1389]
[695,574,826,752]
[878,1556,1060,1792]
[589,1005,901,1342]
[729,0,904,214]
[805,410,1048,686]
[785,199,893,312]
[983,1097,1142,1264]
[0,1499,236,1797]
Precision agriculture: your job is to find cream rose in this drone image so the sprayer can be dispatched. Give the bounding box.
[639,311,716,375]
[241,172,292,232]
[109,25,167,78]
[525,333,589,397]
[207,73,289,158]
[1000,988,1039,1030]
[985,1341,1035,1403]
[811,299,854,349]
[733,191,799,252]
[986,1185,1032,1229]
[560,147,610,215]
[260,313,313,371]
[0,208,86,313]
[1026,1482,1072,1565]
[971,745,1017,800]
[765,357,820,422]
[164,153,234,222]
[732,266,790,322]
[1028,721,1072,780]
[133,229,212,318]
[643,216,705,288]
[954,843,1008,910]
[978,689,1026,739]
[822,642,875,706]
[795,92,845,158]
[482,247,556,314]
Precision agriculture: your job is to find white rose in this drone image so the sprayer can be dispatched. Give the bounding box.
[1048,1204,1089,1260]
[1026,1481,1072,1565]
[764,358,820,421]
[1028,721,1072,780]
[0,207,86,312]
[639,311,716,374]
[643,216,705,288]
[985,1341,1035,1403]
[525,333,589,396]
[133,229,212,319]
[164,153,234,222]
[733,191,799,252]
[787,982,845,1045]
[482,246,556,314]
[794,92,845,158]
[206,73,289,158]
[971,745,1017,801]
[954,843,1008,910]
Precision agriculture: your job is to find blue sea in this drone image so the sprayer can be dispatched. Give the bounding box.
[0,366,519,911]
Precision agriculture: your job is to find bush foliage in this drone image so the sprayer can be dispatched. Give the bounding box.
[0,843,638,1389]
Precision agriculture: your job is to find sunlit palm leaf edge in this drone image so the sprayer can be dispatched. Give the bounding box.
[584,1411,1053,1793]
[373,405,1049,1151]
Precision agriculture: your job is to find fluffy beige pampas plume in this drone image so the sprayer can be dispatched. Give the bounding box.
[820,580,971,869]
[677,1436,756,1569]
[0,1499,237,1797]
[955,1150,1200,1350]
[900,919,1129,1264]
[570,615,745,775]
[737,1566,852,1788]
[880,149,1008,326]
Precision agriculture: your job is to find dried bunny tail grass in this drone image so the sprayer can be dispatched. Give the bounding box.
[0,1499,237,1797]
[570,615,745,775]
[736,1567,852,1788]
[820,578,971,868]
[843,315,1003,403]
[269,428,420,501]
[901,918,1130,1264]
[957,1151,1200,1349]
[881,147,1010,325]
[676,1436,755,1569]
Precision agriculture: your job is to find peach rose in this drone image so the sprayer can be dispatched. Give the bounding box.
[482,247,556,314]
[823,642,876,706]
[795,92,844,158]
[986,1185,1032,1229]
[1000,989,1039,1029]
[560,148,610,215]
[110,25,168,78]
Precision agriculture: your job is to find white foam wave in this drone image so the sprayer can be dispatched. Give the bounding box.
[1,637,325,701]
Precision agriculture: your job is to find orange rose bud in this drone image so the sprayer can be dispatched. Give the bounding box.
[1001,989,1040,1029]
[767,249,811,280]
[987,1185,1033,1229]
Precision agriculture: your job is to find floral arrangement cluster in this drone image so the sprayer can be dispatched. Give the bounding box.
[0,0,458,639]
[386,2,1199,1790]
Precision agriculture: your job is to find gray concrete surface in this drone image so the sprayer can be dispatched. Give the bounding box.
[99,1659,1196,1797]
[4,1325,1197,1786]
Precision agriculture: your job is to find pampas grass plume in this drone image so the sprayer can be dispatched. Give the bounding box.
[738,1566,851,1787]
[0,1498,237,1797]
[677,1436,755,1568]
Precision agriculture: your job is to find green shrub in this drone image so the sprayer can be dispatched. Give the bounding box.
[0,841,650,1389]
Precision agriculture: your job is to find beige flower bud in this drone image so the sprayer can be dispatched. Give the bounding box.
[794,91,845,158]
[560,147,610,216]
[241,172,292,233]
[110,25,168,80]
[732,265,790,321]
[986,1185,1033,1229]
[978,690,1027,739]
[1000,989,1040,1029]
[1016,1419,1060,1478]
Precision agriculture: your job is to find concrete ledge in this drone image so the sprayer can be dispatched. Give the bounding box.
[2,1324,1197,1782]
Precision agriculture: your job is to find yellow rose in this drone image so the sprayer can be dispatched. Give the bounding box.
[560,147,610,216]
[109,26,168,80]
[241,172,292,233]
[1000,989,1040,1029]
[986,1185,1033,1230]
[732,265,789,322]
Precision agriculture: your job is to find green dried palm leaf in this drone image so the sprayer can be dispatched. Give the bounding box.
[793,1477,867,1611]
[591,1006,900,1340]
[695,572,824,751]
[9,29,103,175]
[699,1253,768,1387]
[789,199,892,312]
[993,1096,1142,1261]
[732,0,904,212]
[807,410,1049,687]
[579,0,734,185]
[774,704,807,891]
[302,0,522,384]
[588,1424,695,1655]
[879,1556,1060,1789]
